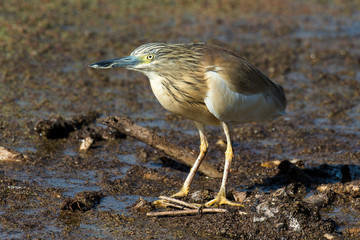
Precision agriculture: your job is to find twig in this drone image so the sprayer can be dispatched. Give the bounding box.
[146,208,227,217]
[159,196,200,209]
[98,116,222,178]
[159,202,190,209]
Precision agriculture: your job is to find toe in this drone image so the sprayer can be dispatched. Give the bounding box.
[205,195,244,207]
[171,188,189,198]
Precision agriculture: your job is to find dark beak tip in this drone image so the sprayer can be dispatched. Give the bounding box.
[88,61,110,69]
[88,56,136,69]
[88,63,98,68]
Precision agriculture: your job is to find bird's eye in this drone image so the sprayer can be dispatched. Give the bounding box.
[146,54,155,60]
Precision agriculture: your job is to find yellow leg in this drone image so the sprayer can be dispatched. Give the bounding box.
[205,122,243,207]
[171,122,208,198]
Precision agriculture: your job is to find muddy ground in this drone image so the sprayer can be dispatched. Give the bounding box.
[1,0,360,239]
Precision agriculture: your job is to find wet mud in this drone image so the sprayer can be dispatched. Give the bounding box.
[1,1,360,239]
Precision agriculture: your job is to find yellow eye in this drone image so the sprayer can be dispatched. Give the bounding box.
[146,54,155,60]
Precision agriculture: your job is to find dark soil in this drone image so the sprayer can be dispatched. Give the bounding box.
[1,1,359,239]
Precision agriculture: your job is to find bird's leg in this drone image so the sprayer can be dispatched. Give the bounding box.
[205,122,243,207]
[171,122,208,198]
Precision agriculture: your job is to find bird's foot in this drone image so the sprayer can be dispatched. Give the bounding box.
[152,199,168,208]
[153,195,202,209]
[170,187,189,198]
[152,188,189,208]
[204,192,244,208]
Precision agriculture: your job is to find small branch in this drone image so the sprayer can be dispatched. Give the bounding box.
[158,202,190,210]
[159,196,200,209]
[146,208,227,217]
[98,116,222,178]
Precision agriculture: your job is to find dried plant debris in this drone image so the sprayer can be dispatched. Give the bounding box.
[35,111,100,139]
[0,146,29,162]
[60,191,105,212]
[130,197,155,213]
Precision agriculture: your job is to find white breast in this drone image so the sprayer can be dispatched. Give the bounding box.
[145,72,166,101]
[204,71,282,124]
[143,72,182,113]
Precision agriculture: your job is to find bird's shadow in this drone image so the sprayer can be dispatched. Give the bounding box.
[159,156,360,195]
[159,156,191,173]
[247,160,360,193]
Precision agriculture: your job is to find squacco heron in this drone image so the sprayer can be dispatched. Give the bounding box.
[89,43,287,207]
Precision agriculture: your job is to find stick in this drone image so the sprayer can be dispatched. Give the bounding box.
[159,196,200,209]
[98,116,222,178]
[146,208,227,217]
[159,202,191,210]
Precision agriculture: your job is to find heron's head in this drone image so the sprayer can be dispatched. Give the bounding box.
[89,43,203,73]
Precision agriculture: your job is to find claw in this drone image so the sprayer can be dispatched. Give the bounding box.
[204,191,244,207]
[153,187,189,208]
[170,187,189,198]
[153,199,168,208]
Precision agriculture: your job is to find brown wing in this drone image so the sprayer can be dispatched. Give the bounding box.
[203,44,287,111]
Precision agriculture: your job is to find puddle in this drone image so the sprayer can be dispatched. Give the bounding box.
[99,195,158,213]
[323,206,360,232]
[3,168,101,196]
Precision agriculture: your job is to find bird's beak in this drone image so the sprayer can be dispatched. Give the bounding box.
[89,56,140,69]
